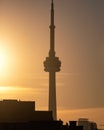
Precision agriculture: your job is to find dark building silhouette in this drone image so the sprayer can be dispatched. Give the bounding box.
[0,100,52,122]
[0,121,63,130]
[44,0,61,120]
[0,100,84,130]
[62,121,83,130]
[78,118,97,130]
[0,99,63,130]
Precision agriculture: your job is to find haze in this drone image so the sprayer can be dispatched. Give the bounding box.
[0,0,104,127]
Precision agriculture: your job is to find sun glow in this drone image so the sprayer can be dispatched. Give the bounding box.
[0,86,10,92]
[0,50,6,71]
[0,86,40,101]
[0,86,25,93]
[0,44,12,77]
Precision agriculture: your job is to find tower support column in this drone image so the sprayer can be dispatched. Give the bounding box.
[49,71,57,120]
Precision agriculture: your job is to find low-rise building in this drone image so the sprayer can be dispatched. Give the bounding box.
[78,118,97,130]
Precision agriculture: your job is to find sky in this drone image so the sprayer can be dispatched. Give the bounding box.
[0,0,104,128]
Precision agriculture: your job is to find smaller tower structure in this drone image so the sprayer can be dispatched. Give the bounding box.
[44,0,61,120]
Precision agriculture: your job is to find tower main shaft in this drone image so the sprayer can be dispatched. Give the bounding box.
[44,0,61,120]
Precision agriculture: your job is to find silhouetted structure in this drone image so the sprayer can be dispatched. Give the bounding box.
[44,0,61,120]
[0,100,52,122]
[0,121,63,130]
[0,100,84,130]
[78,118,97,130]
[62,121,83,130]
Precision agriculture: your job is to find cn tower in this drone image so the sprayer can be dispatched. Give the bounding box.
[44,0,61,120]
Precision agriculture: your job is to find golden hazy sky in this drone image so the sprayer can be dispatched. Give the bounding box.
[0,0,104,127]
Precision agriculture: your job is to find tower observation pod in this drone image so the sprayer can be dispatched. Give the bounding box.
[43,0,61,120]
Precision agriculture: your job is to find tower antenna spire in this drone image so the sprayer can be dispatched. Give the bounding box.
[44,0,61,120]
[49,0,55,57]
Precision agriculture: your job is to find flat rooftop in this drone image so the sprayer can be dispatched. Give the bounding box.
[0,99,53,122]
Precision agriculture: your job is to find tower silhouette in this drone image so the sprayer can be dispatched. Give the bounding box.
[44,0,61,120]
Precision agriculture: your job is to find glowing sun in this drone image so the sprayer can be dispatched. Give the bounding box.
[0,50,6,71]
[0,49,7,73]
[0,46,14,78]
